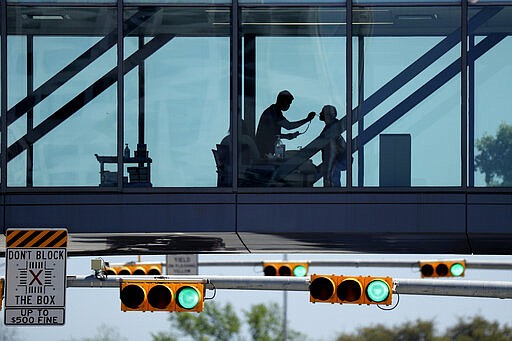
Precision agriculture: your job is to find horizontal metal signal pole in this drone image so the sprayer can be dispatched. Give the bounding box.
[66,275,512,299]
[197,259,512,270]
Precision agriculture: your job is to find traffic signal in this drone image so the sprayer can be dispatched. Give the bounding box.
[120,280,204,312]
[419,260,465,278]
[263,261,308,277]
[309,275,393,305]
[106,262,163,276]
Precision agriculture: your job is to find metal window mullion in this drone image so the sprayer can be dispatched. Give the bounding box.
[346,1,353,188]
[232,1,239,192]
[461,1,468,189]
[1,1,7,192]
[27,35,33,187]
[117,0,124,191]
[468,34,475,187]
[357,35,364,187]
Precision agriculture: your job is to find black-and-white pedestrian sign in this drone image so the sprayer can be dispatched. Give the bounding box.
[4,228,67,326]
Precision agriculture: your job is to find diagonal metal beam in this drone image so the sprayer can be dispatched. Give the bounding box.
[271,8,504,182]
[6,7,160,127]
[352,6,503,126]
[7,34,174,161]
[354,33,507,152]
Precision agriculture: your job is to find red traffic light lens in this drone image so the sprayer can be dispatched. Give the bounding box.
[436,263,449,276]
[263,265,277,276]
[337,279,362,302]
[310,277,335,301]
[147,284,173,309]
[278,265,292,276]
[420,264,434,277]
[120,284,145,309]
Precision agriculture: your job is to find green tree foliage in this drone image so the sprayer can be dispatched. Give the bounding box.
[152,301,306,341]
[445,315,512,341]
[0,325,20,341]
[158,302,241,341]
[335,315,512,341]
[68,324,127,341]
[475,122,512,186]
[336,319,436,341]
[245,302,285,341]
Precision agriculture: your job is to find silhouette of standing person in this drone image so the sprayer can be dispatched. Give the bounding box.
[255,90,316,157]
[319,105,348,187]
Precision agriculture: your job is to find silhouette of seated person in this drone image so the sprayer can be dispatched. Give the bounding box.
[319,105,348,187]
[254,90,315,158]
[220,120,261,166]
[217,120,263,186]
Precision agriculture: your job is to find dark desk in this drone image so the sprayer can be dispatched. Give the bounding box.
[94,154,152,187]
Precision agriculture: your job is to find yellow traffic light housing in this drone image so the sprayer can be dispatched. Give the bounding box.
[263,262,308,277]
[107,262,163,276]
[309,275,392,306]
[419,260,465,278]
[120,280,204,312]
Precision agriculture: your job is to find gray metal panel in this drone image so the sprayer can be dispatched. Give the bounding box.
[379,134,411,187]
[237,193,469,253]
[467,193,512,254]
[2,191,512,255]
[3,192,244,255]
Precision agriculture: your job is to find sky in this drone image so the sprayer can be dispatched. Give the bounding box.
[3,253,511,341]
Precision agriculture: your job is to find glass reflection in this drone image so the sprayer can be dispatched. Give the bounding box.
[471,6,512,187]
[352,6,462,187]
[238,7,347,188]
[7,6,117,187]
[123,7,230,187]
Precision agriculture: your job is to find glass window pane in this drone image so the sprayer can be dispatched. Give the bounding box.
[471,6,512,187]
[240,7,346,188]
[124,7,230,188]
[352,6,461,187]
[7,6,117,187]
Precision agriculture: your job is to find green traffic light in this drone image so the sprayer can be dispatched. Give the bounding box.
[176,287,200,309]
[366,280,390,303]
[293,265,307,277]
[450,263,465,277]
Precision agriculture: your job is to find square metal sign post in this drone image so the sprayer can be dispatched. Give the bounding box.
[4,228,68,326]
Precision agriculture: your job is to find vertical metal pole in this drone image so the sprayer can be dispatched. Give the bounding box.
[282,254,288,341]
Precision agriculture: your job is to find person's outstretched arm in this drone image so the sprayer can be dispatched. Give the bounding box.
[279,112,316,130]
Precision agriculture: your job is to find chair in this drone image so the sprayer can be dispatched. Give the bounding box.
[212,144,232,187]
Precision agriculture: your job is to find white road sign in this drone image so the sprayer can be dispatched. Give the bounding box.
[166,254,198,275]
[4,228,67,326]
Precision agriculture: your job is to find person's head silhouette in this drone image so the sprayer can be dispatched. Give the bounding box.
[319,105,337,123]
[276,90,294,111]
